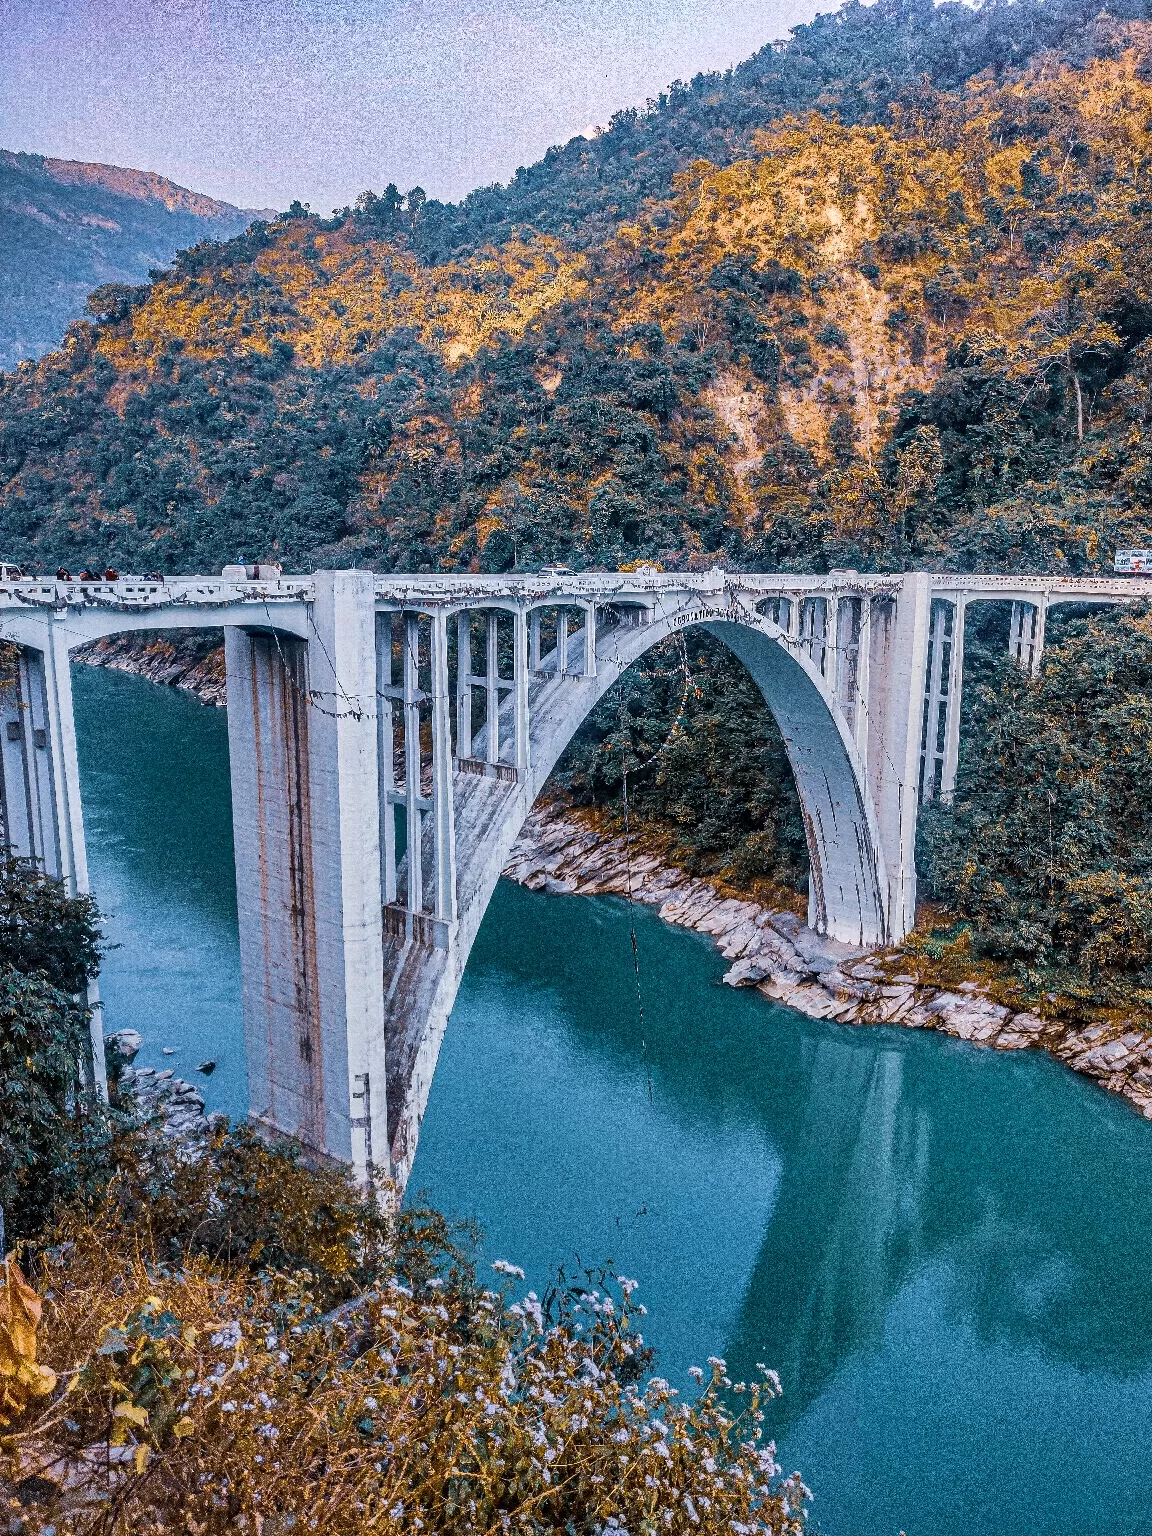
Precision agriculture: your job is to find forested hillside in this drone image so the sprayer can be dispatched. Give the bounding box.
[4,0,1152,1010]
[0,151,270,370]
[4,0,1152,577]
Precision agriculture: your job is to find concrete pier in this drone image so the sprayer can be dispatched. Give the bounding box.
[225,572,386,1181]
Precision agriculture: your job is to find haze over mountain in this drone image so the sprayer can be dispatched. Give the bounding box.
[0,151,273,370]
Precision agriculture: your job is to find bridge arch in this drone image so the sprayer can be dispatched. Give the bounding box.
[384,594,891,1185]
[466,604,887,942]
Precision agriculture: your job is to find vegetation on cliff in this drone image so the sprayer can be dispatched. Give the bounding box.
[920,602,1152,1008]
[3,0,1152,1004]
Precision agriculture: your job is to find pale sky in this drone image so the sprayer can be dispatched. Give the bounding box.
[0,0,823,213]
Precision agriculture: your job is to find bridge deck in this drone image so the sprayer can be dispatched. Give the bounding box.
[0,567,1149,616]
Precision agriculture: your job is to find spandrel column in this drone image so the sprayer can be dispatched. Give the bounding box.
[404,613,423,915]
[855,597,872,767]
[514,608,530,777]
[456,611,473,762]
[484,612,501,765]
[940,595,966,800]
[378,613,398,906]
[430,611,457,926]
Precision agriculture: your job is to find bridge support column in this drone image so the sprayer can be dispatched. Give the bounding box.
[862,574,933,942]
[581,603,597,678]
[854,598,872,767]
[42,619,107,1096]
[378,615,398,906]
[0,624,106,1096]
[431,612,457,926]
[940,595,967,800]
[824,595,839,688]
[919,600,953,802]
[455,612,472,763]
[514,608,530,775]
[1009,600,1046,674]
[484,612,501,764]
[226,571,386,1183]
[557,609,569,675]
[403,614,426,913]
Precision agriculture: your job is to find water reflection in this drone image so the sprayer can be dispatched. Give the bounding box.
[723,1021,1152,1440]
[429,882,1152,1534]
[727,1041,928,1427]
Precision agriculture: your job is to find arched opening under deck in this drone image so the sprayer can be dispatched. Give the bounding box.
[381,596,891,1184]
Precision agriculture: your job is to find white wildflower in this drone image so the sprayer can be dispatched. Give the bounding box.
[491,1260,525,1280]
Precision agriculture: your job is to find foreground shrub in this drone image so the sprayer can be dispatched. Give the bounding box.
[0,852,115,1241]
[2,1128,809,1535]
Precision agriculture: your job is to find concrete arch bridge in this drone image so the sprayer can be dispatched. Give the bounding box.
[0,566,1144,1186]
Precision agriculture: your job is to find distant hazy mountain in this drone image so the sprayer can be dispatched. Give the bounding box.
[0,151,274,369]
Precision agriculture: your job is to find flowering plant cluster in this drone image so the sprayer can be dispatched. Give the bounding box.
[2,1129,809,1535]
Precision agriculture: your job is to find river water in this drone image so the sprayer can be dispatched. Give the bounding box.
[73,665,1152,1536]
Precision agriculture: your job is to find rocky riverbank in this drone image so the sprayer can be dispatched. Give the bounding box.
[504,805,1152,1123]
[105,1028,219,1148]
[75,632,226,705]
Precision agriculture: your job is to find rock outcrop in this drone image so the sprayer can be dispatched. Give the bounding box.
[505,806,1152,1123]
[121,1063,219,1147]
[75,633,225,706]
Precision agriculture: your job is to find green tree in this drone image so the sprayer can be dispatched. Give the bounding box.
[919,603,1152,1003]
[0,855,109,1241]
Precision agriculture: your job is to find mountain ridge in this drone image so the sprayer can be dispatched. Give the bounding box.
[0,149,273,370]
[11,150,276,221]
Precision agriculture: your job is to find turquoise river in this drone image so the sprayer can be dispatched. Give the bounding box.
[72,663,1152,1536]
